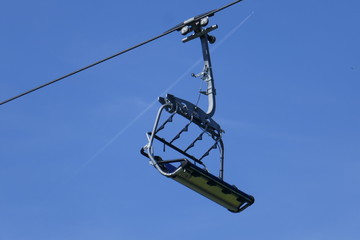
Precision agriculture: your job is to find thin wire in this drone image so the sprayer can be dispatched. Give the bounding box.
[0,30,174,106]
[195,76,205,107]
[0,0,245,107]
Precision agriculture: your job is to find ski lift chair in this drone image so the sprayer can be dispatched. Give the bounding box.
[141,9,254,213]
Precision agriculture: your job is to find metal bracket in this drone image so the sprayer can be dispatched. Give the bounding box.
[158,94,222,139]
[182,25,218,43]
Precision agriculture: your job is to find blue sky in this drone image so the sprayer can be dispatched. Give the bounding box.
[1,0,360,239]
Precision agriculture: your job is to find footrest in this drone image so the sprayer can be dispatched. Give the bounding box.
[161,159,254,213]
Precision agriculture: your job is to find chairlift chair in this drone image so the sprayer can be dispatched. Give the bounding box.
[141,1,254,213]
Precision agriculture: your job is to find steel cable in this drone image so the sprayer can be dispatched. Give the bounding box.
[0,0,243,106]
